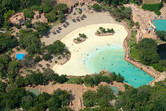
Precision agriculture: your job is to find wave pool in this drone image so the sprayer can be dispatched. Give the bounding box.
[86,44,154,88]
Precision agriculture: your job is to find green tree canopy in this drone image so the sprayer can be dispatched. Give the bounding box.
[19,29,41,54]
[46,40,65,55]
[136,38,160,65]
[35,22,50,35]
[23,8,35,19]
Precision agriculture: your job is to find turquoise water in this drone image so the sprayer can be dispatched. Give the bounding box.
[110,86,119,95]
[28,89,40,96]
[153,19,166,31]
[16,54,25,60]
[85,44,154,88]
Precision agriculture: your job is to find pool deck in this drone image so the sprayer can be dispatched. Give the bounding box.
[122,21,160,78]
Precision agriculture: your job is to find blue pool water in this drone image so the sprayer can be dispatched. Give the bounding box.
[85,45,154,88]
[153,19,166,31]
[16,54,25,60]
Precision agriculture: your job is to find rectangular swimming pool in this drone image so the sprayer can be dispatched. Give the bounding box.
[16,54,25,60]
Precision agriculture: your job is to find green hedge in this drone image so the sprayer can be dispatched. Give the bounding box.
[142,1,163,15]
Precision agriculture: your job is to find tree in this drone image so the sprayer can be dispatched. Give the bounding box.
[58,11,65,23]
[116,85,166,111]
[35,55,42,62]
[26,72,44,85]
[52,89,70,106]
[0,55,11,78]
[122,7,132,19]
[43,68,56,81]
[3,10,15,21]
[0,32,18,54]
[15,76,25,87]
[0,80,6,92]
[46,10,58,22]
[5,88,29,109]
[116,73,124,83]
[31,5,42,13]
[7,59,20,79]
[35,22,50,35]
[54,3,68,12]
[42,54,51,61]
[23,8,34,19]
[24,20,32,28]
[33,92,51,110]
[19,29,41,54]
[93,75,101,85]
[22,55,35,67]
[46,40,65,55]
[21,95,33,110]
[92,4,102,12]
[96,85,115,103]
[57,75,68,83]
[136,38,160,65]
[156,31,166,41]
[48,97,61,110]
[83,90,97,107]
[41,4,53,13]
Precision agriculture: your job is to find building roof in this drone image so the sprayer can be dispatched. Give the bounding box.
[9,12,25,25]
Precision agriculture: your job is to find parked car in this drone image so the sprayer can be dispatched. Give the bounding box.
[58,27,62,30]
[63,24,67,28]
[38,64,42,67]
[53,31,56,35]
[46,64,50,67]
[56,30,60,33]
[76,18,80,22]
[72,19,76,22]
[65,22,69,26]
[83,14,87,18]
[42,67,46,70]
[81,17,84,20]
[48,60,52,63]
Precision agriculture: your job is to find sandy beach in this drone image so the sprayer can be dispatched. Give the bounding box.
[52,23,128,76]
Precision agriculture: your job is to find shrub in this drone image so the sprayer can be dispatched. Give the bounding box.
[24,20,32,28]
[142,2,163,15]
[43,54,51,61]
[35,55,42,62]
[15,24,21,29]
[92,4,102,12]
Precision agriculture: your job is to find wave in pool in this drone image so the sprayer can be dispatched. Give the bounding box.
[85,44,154,88]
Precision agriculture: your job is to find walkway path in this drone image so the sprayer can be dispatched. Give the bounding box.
[148,72,166,86]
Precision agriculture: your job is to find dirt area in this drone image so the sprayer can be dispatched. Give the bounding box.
[26,81,125,111]
[142,34,157,39]
[143,0,161,4]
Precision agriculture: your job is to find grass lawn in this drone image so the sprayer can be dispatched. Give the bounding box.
[128,30,139,60]
[143,0,160,4]
[67,78,83,84]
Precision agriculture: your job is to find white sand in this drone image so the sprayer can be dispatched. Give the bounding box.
[52,23,128,76]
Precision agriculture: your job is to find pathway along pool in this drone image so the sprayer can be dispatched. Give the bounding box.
[153,19,166,31]
[86,45,154,88]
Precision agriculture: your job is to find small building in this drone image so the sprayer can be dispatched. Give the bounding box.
[31,11,48,24]
[33,11,41,20]
[10,12,25,25]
